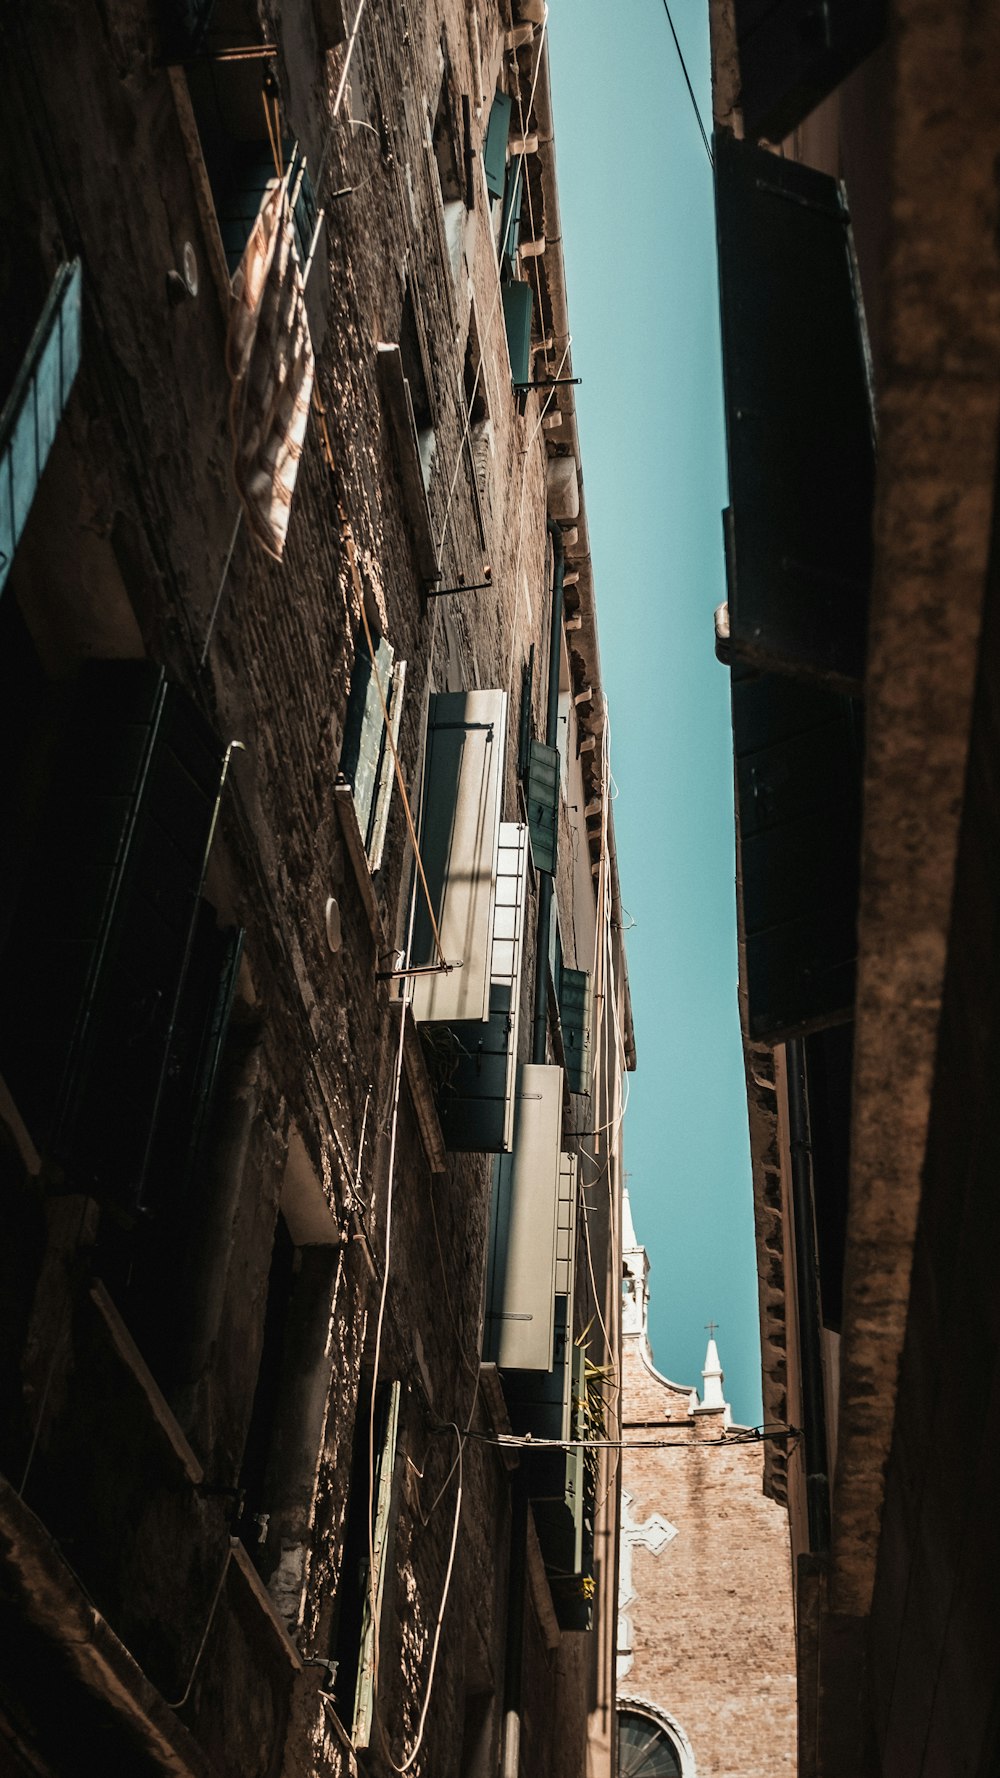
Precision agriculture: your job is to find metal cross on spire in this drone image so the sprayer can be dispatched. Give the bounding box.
[705,1320,718,1337]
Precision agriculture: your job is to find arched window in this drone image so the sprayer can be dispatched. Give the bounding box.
[618,1707,684,1778]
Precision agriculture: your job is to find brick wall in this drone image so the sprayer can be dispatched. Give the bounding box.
[620,1333,797,1778]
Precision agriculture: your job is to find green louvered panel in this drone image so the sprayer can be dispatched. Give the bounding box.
[736,0,888,143]
[559,968,592,1094]
[427,983,514,1152]
[715,131,875,690]
[502,280,533,390]
[0,260,82,597]
[733,663,862,1042]
[525,738,559,875]
[0,660,228,1209]
[483,90,512,200]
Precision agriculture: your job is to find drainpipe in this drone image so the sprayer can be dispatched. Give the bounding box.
[785,1036,831,1555]
[501,521,564,1778]
[532,520,564,1067]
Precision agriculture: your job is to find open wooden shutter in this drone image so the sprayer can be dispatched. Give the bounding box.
[353,1380,401,1749]
[483,91,512,201]
[143,906,245,1218]
[340,631,403,867]
[500,158,523,276]
[484,1064,564,1371]
[733,663,862,1042]
[525,738,559,874]
[410,689,507,1025]
[735,0,888,144]
[529,1343,593,1630]
[502,282,533,389]
[504,1150,578,1442]
[715,131,875,690]
[559,968,592,1094]
[0,660,229,1208]
[425,823,528,1152]
[0,260,82,597]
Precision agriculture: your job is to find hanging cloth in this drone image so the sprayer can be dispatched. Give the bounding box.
[226,174,315,560]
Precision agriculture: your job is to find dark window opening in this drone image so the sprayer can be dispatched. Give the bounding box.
[184,36,316,277]
[432,72,463,205]
[399,286,436,488]
[235,1214,297,1557]
[329,1377,399,1736]
[805,1020,854,1334]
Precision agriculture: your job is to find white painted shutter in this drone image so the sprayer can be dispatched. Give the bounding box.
[411,689,507,1025]
[484,1064,564,1371]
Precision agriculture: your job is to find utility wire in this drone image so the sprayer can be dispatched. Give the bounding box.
[659,0,714,169]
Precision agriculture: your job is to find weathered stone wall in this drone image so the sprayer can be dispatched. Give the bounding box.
[0,1,627,1775]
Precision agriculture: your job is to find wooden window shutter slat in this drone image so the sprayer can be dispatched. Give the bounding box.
[0,660,230,1208]
[367,658,406,872]
[483,91,512,201]
[502,280,533,389]
[525,738,560,875]
[427,823,528,1153]
[0,260,82,597]
[732,663,862,1042]
[715,132,875,690]
[484,1064,564,1372]
[410,689,508,1026]
[558,968,592,1094]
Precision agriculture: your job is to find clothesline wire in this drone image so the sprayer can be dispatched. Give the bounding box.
[658,0,714,168]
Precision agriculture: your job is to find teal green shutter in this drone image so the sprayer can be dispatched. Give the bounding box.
[502,281,533,388]
[559,969,592,1094]
[525,738,559,874]
[0,260,82,597]
[483,91,512,200]
[518,646,535,777]
[353,1381,401,1748]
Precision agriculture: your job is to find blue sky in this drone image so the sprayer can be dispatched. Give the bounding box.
[547,0,763,1423]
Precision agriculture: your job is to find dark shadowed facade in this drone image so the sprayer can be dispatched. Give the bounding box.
[0,3,634,1776]
[708,2,1000,1773]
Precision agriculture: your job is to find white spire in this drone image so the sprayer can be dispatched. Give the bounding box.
[694,1324,731,1421]
[622,1183,638,1255]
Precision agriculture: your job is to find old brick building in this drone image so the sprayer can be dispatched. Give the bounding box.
[617,1195,796,1778]
[0,3,634,1776]
[709,1,1000,1773]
